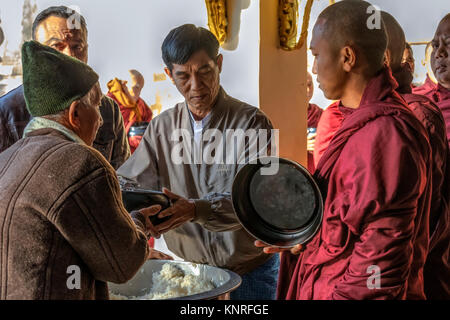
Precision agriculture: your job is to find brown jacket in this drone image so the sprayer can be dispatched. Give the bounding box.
[0,85,130,169]
[0,128,148,300]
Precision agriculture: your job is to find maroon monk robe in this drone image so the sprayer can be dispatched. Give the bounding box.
[394,65,449,233]
[307,103,323,173]
[420,83,450,148]
[413,75,437,98]
[313,101,343,168]
[278,68,432,300]
[412,80,450,299]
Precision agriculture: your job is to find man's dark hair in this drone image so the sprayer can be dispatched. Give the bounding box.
[318,0,388,75]
[161,24,220,71]
[32,6,88,40]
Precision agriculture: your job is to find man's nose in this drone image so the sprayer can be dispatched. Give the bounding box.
[435,41,448,59]
[190,73,202,91]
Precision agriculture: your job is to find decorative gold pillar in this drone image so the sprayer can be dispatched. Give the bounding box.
[205,0,229,45]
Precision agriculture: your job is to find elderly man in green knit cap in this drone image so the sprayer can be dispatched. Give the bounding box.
[0,41,169,300]
[0,6,130,169]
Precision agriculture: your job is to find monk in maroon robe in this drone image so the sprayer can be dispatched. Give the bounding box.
[382,11,450,300]
[413,41,439,97]
[257,1,432,300]
[420,14,450,148]
[410,14,450,299]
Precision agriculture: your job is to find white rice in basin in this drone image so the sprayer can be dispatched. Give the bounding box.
[109,263,215,300]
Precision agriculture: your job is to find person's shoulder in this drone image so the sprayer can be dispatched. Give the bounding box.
[412,79,436,93]
[223,92,272,125]
[323,101,340,113]
[151,102,183,124]
[348,112,426,152]
[101,95,119,111]
[0,85,25,112]
[404,93,442,114]
[309,103,322,111]
[224,92,256,112]
[33,138,116,200]
[403,92,434,105]
[53,140,114,179]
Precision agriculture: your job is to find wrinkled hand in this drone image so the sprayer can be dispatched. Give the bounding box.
[149,188,196,237]
[254,240,304,255]
[147,248,174,260]
[307,133,317,152]
[139,204,163,238]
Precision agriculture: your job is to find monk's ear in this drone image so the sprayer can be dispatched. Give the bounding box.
[164,67,175,84]
[68,100,82,130]
[384,50,391,67]
[341,46,357,72]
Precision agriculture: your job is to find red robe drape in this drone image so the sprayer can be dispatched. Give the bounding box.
[307,103,323,173]
[412,80,450,299]
[313,101,343,168]
[413,75,437,98]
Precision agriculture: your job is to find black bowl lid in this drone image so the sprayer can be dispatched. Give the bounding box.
[249,163,316,230]
[231,157,323,247]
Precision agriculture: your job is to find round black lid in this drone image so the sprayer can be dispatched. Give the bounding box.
[232,157,323,247]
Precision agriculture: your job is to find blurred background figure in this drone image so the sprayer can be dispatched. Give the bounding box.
[107,69,153,154]
[306,72,322,173]
[0,18,4,56]
[415,41,439,95]
[403,43,415,75]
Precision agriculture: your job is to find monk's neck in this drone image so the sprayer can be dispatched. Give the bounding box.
[340,75,371,109]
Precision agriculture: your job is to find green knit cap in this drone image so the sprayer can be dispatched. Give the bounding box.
[22,40,99,117]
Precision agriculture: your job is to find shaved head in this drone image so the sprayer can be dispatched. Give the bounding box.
[128,69,145,100]
[317,0,387,75]
[381,11,406,71]
[431,13,450,89]
[129,69,144,86]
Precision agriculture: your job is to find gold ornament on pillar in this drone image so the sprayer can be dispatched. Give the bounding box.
[205,0,228,46]
[329,0,335,5]
[278,0,314,51]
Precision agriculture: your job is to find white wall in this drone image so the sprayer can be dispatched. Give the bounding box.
[1,0,449,111]
[0,0,259,113]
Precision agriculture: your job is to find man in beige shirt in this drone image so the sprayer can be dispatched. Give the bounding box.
[117,24,279,300]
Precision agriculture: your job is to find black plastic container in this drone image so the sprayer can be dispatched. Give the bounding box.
[121,188,171,226]
[128,121,149,137]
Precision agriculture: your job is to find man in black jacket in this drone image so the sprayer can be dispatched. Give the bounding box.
[0,6,130,169]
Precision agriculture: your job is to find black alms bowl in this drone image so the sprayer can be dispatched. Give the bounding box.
[121,188,171,226]
[231,157,323,248]
[128,121,149,137]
